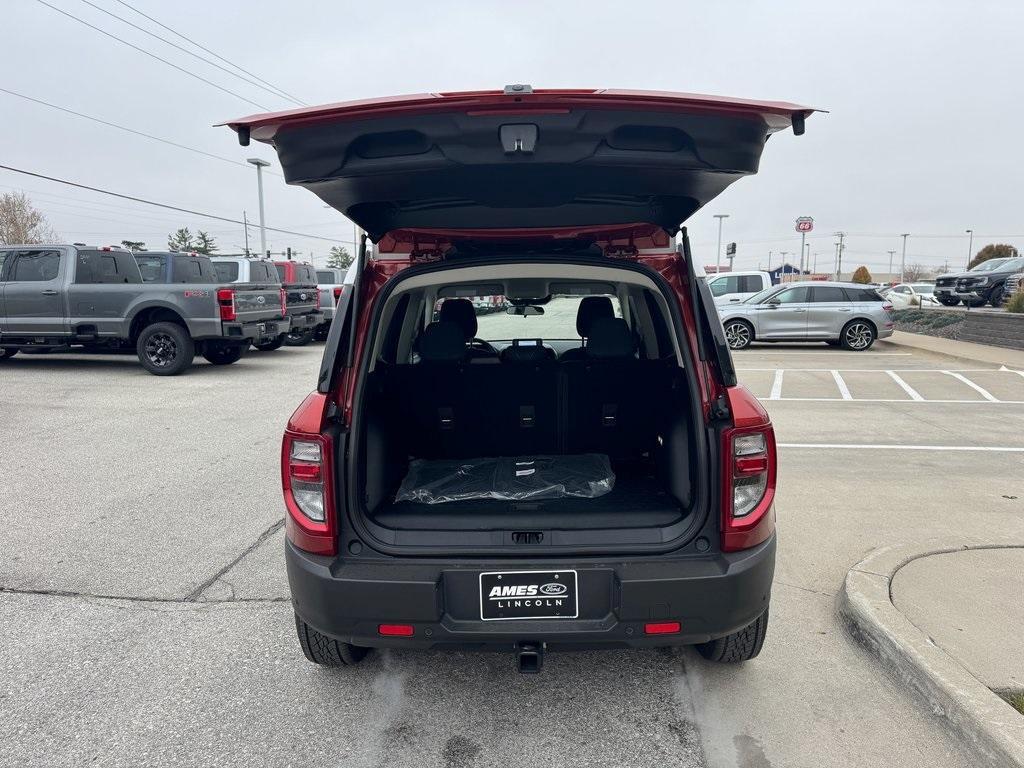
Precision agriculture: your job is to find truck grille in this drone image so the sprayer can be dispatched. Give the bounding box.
[1007,274,1022,295]
[935,276,956,288]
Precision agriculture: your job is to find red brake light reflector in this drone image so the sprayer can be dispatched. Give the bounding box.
[644,621,681,635]
[280,287,288,315]
[217,288,236,321]
[378,624,414,637]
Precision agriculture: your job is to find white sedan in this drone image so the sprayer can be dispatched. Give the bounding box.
[881,283,939,308]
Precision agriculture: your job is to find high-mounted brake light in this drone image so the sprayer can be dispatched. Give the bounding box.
[280,287,288,315]
[721,387,777,553]
[281,393,335,556]
[217,288,236,321]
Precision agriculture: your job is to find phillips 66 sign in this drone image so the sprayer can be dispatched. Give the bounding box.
[795,216,814,233]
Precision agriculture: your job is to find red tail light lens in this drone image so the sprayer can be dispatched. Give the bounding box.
[644,621,681,635]
[280,288,287,315]
[281,393,336,556]
[378,624,414,637]
[314,289,321,309]
[721,387,777,552]
[333,287,343,304]
[217,288,236,321]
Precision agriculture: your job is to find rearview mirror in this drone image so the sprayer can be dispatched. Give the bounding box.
[507,305,544,316]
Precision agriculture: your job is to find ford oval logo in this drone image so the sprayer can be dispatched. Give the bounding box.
[299,292,307,301]
[539,582,567,596]
[256,295,266,304]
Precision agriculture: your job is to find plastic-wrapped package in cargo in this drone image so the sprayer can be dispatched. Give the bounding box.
[394,454,615,505]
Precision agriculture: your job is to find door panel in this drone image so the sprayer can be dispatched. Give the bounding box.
[753,286,809,338]
[806,285,852,337]
[3,249,68,335]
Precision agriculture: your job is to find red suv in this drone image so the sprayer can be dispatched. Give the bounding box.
[226,87,812,672]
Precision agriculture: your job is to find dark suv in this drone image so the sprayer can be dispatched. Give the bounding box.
[225,87,814,671]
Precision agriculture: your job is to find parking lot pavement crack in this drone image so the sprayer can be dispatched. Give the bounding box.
[773,579,836,598]
[184,519,285,602]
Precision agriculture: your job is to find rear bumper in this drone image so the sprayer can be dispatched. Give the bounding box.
[286,535,775,649]
[320,306,335,323]
[878,325,894,339]
[220,317,290,342]
[288,311,324,330]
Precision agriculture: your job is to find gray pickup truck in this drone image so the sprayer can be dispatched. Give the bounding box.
[0,245,289,375]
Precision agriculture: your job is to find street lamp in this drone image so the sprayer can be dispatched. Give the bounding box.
[247,158,271,256]
[965,229,974,269]
[900,233,910,283]
[713,214,729,274]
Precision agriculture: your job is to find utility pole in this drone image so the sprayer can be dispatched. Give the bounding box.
[813,251,818,272]
[243,210,250,257]
[887,250,896,281]
[834,232,846,280]
[900,233,909,283]
[767,250,773,274]
[965,229,974,269]
[779,251,790,281]
[799,231,807,275]
[804,242,811,275]
[247,158,271,256]
[713,214,729,274]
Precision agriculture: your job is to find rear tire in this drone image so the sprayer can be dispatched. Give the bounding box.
[253,334,285,351]
[314,324,330,341]
[294,614,369,667]
[285,327,316,347]
[203,344,245,365]
[136,322,194,375]
[963,297,986,308]
[0,348,18,360]
[723,320,754,350]
[696,609,769,663]
[840,320,876,351]
[989,292,1005,308]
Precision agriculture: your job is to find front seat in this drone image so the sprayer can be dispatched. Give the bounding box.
[560,296,615,360]
[439,299,498,359]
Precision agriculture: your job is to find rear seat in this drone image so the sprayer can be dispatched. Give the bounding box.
[385,317,668,461]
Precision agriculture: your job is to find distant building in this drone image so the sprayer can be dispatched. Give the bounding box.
[767,263,807,284]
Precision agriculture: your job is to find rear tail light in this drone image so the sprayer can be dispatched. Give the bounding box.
[378,624,414,637]
[721,387,777,552]
[280,287,287,315]
[217,288,236,321]
[281,393,336,556]
[644,621,681,635]
[882,303,894,312]
[314,289,321,310]
[333,287,343,304]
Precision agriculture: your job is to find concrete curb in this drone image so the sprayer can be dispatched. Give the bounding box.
[879,331,1024,368]
[840,540,1024,768]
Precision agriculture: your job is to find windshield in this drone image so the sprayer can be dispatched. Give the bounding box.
[459,295,622,340]
[742,285,782,304]
[970,257,1009,272]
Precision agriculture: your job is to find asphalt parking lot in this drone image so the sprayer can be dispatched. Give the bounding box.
[1,341,1022,768]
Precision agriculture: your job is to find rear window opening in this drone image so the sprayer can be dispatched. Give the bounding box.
[346,259,709,555]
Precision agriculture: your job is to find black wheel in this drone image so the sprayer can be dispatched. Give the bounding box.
[203,344,245,365]
[963,297,986,308]
[253,335,285,351]
[136,322,194,375]
[285,327,316,347]
[937,296,960,307]
[696,609,769,663]
[294,614,369,667]
[0,348,18,360]
[723,320,754,350]
[840,320,876,351]
[989,291,1005,308]
[314,324,330,341]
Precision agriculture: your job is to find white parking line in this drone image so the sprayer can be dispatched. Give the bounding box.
[768,398,1024,404]
[769,370,785,400]
[830,370,852,400]
[736,367,1002,372]
[778,443,1024,453]
[885,370,924,401]
[942,371,999,402]
[736,351,914,357]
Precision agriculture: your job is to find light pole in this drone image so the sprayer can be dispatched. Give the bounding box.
[713,214,729,274]
[900,233,909,283]
[887,250,896,281]
[834,232,845,280]
[965,229,974,269]
[247,158,271,256]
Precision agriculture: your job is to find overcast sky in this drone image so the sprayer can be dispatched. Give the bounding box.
[5,0,1022,275]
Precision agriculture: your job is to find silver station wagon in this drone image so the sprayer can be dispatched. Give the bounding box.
[718,281,895,351]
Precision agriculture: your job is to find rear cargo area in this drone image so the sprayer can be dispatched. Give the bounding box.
[358,353,697,536]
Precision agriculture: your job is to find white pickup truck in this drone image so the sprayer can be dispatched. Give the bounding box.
[707,270,773,305]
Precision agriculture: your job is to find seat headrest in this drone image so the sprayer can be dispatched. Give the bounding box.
[500,343,554,364]
[439,298,477,340]
[576,296,614,337]
[586,317,636,359]
[417,322,466,362]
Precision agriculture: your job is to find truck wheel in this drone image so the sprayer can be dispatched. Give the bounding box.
[840,320,876,350]
[695,609,769,663]
[203,344,246,365]
[295,614,369,667]
[137,322,194,376]
[0,348,18,360]
[937,296,960,307]
[285,327,316,347]
[253,335,285,351]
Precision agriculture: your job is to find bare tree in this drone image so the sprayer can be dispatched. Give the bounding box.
[901,263,932,281]
[0,191,59,245]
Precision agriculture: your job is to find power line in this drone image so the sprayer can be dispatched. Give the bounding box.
[0,87,281,175]
[0,164,347,244]
[76,0,304,108]
[34,0,271,111]
[111,0,307,107]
